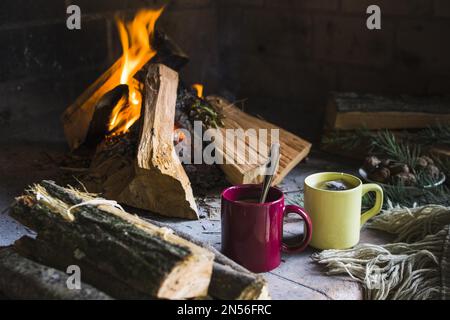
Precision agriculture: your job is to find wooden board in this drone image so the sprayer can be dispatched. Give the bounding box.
[325,92,450,131]
[206,96,311,185]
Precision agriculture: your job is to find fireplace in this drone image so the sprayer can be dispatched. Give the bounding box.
[1,0,450,301]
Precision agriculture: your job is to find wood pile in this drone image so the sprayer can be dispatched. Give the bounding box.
[60,10,311,219]
[3,181,269,300]
[86,64,199,220]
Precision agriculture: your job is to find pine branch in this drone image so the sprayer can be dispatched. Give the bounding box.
[369,130,421,169]
[415,124,450,146]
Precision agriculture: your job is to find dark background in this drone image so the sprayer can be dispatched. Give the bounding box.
[1,0,450,144]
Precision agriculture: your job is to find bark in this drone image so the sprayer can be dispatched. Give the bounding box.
[0,247,112,300]
[10,180,213,299]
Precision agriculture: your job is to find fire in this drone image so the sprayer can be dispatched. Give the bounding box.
[173,123,186,144]
[192,83,204,98]
[108,8,164,136]
[109,80,143,135]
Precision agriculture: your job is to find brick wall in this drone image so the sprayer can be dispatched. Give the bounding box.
[0,0,449,143]
[217,0,450,140]
[0,0,220,142]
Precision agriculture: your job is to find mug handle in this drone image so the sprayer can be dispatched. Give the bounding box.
[360,184,384,227]
[282,205,312,253]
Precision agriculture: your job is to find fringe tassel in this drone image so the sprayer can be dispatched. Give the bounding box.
[367,205,450,242]
[312,205,450,300]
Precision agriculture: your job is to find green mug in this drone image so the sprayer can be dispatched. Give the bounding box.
[304,172,383,250]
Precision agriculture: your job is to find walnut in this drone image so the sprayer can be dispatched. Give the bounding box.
[392,173,417,186]
[426,164,440,179]
[422,156,434,165]
[380,159,393,167]
[363,156,381,173]
[389,163,410,175]
[417,156,434,169]
[416,157,428,169]
[369,167,390,183]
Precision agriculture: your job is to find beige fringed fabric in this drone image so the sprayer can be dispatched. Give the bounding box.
[311,205,450,300]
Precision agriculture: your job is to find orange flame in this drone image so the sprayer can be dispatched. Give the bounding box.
[173,123,186,144]
[108,8,164,136]
[109,80,143,135]
[192,83,204,98]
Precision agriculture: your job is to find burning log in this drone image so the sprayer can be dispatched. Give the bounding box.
[10,180,214,299]
[85,84,129,146]
[88,64,199,219]
[206,96,312,185]
[144,30,189,72]
[62,58,125,150]
[62,9,164,150]
[0,248,112,300]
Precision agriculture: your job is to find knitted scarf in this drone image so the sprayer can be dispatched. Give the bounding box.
[312,205,450,300]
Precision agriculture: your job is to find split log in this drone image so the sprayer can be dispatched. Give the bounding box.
[88,64,199,219]
[206,96,311,185]
[10,180,214,299]
[0,247,112,300]
[62,30,188,150]
[62,54,151,151]
[145,219,270,300]
[325,92,450,131]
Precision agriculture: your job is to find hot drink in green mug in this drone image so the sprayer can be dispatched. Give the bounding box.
[304,172,383,250]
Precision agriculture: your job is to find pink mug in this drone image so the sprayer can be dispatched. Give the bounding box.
[221,184,312,273]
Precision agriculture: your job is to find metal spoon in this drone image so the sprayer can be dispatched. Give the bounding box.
[259,143,281,203]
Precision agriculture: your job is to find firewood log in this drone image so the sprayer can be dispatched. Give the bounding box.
[62,56,150,151]
[325,92,450,130]
[88,64,199,220]
[206,96,311,185]
[10,180,214,299]
[62,30,188,150]
[145,219,270,300]
[84,84,129,146]
[209,264,269,300]
[14,237,152,300]
[146,30,189,72]
[0,248,112,300]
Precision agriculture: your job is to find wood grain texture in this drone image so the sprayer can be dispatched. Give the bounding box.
[89,64,199,220]
[206,96,311,185]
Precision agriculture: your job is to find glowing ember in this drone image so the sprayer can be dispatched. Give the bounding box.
[108,8,164,136]
[192,83,204,98]
[174,123,186,144]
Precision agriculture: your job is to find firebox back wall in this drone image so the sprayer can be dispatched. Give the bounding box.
[0,0,449,143]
